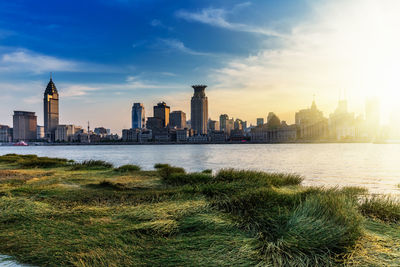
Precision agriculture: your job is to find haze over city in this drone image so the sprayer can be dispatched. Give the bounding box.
[1,0,399,133]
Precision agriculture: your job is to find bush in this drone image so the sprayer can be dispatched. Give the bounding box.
[17,157,70,168]
[359,196,400,223]
[158,165,186,180]
[154,163,170,169]
[114,164,141,172]
[70,160,113,170]
[215,169,303,187]
[163,173,213,185]
[202,169,212,174]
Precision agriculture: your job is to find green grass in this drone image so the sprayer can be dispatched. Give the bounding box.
[70,160,114,170]
[0,154,399,266]
[114,164,141,172]
[359,196,400,223]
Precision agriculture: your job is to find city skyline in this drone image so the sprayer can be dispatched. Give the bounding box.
[0,0,399,133]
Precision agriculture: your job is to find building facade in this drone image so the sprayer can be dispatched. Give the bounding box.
[43,77,59,138]
[170,111,186,129]
[154,102,170,127]
[132,103,146,129]
[36,126,45,140]
[0,125,12,143]
[13,111,37,141]
[190,85,208,135]
[256,118,264,126]
[295,100,328,140]
[55,125,76,142]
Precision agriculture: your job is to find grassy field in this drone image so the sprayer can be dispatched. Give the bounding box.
[0,154,399,266]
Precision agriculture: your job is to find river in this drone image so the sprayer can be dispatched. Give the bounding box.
[1,143,399,195]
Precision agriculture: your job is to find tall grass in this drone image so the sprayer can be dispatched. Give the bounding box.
[70,160,113,170]
[0,154,70,168]
[359,196,400,223]
[114,164,141,172]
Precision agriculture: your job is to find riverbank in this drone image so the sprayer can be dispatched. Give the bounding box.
[0,154,399,266]
[2,139,399,146]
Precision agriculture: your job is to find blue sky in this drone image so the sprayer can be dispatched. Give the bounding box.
[0,0,398,133]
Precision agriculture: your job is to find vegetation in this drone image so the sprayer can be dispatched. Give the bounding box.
[360,196,400,223]
[0,154,399,266]
[70,160,114,170]
[114,164,141,172]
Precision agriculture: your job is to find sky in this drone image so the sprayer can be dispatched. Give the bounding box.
[0,0,399,134]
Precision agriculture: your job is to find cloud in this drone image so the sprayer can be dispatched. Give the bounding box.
[176,6,282,37]
[160,38,211,56]
[208,0,400,124]
[0,48,123,74]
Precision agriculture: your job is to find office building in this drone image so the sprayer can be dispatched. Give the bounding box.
[36,126,45,140]
[13,111,37,141]
[191,85,208,135]
[154,102,170,127]
[295,100,328,140]
[256,118,264,126]
[55,125,76,142]
[0,125,12,143]
[43,77,59,137]
[208,119,219,131]
[170,111,186,129]
[132,103,146,129]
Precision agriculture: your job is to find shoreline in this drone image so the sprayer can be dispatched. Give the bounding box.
[1,140,398,146]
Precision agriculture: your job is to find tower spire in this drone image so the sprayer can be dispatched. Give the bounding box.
[50,72,52,81]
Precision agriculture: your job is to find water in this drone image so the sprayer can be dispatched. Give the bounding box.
[1,143,399,195]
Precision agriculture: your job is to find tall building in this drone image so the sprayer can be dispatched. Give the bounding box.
[256,118,264,126]
[365,98,380,139]
[13,111,37,141]
[191,85,208,135]
[0,125,12,143]
[219,114,234,135]
[208,119,219,131]
[295,100,328,140]
[36,126,45,140]
[170,111,186,129]
[132,103,145,129]
[154,102,170,127]
[43,77,59,137]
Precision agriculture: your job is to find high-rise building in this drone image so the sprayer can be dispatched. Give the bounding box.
[208,119,219,131]
[154,102,170,127]
[295,100,328,140]
[0,125,12,143]
[170,111,186,129]
[365,98,380,139]
[132,103,146,129]
[256,118,264,126]
[13,111,37,141]
[191,85,208,135]
[43,77,59,137]
[36,126,45,140]
[220,114,229,131]
[219,114,234,135]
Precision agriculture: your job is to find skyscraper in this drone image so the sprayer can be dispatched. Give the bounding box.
[170,111,186,129]
[154,102,170,127]
[191,85,208,135]
[43,77,59,137]
[132,103,146,129]
[13,111,37,141]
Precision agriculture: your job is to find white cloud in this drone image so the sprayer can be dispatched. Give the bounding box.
[176,6,282,37]
[160,38,211,56]
[0,48,123,74]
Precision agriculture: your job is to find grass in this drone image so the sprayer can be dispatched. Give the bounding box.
[70,160,114,170]
[0,155,399,266]
[359,196,400,223]
[114,164,141,172]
